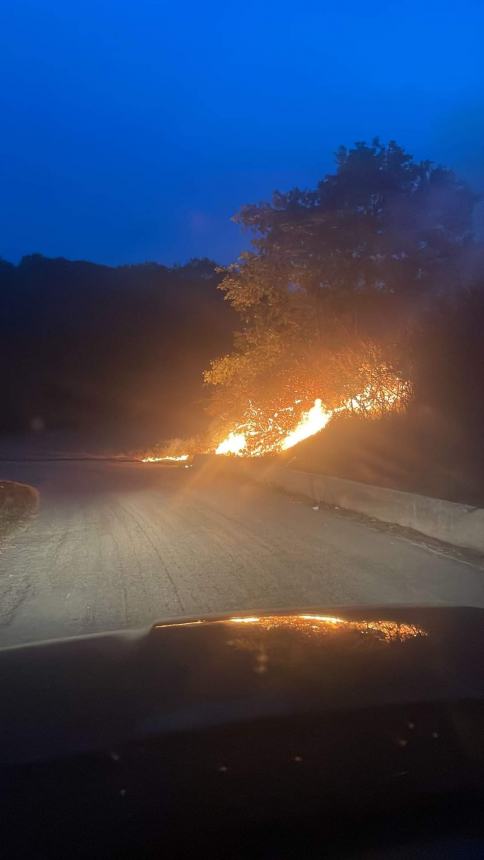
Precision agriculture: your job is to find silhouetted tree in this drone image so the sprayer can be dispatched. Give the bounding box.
[207,140,476,431]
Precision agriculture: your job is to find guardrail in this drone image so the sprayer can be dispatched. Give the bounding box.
[224,459,484,555]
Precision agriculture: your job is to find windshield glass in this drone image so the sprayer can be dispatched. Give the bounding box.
[1,1,484,648]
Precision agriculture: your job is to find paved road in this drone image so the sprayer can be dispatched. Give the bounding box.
[1,460,483,647]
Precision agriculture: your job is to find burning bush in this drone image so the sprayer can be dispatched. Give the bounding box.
[138,436,199,463]
[207,339,410,457]
[204,140,459,456]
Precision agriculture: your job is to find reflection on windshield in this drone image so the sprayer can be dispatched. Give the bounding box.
[155,614,427,642]
[231,614,428,642]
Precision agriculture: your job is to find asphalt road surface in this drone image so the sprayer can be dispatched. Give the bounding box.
[1,460,484,648]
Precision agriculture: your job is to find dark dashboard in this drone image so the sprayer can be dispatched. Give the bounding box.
[1,606,483,857]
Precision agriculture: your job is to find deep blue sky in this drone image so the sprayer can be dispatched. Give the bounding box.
[1,0,483,266]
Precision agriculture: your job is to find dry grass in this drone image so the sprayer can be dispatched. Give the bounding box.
[0,481,39,539]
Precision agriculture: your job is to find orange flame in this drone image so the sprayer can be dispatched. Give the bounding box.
[280,398,331,450]
[215,432,247,456]
[141,454,189,463]
[214,398,333,457]
[214,376,409,458]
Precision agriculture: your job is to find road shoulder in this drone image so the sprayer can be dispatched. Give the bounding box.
[0,481,38,541]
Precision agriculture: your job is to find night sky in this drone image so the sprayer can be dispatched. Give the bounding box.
[1,0,483,266]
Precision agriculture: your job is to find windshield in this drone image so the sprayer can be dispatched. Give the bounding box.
[1,1,484,648]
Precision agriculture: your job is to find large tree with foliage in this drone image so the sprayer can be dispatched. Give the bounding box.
[205,140,476,437]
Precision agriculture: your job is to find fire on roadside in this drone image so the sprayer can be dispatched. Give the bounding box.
[280,398,331,450]
[213,376,408,459]
[141,454,189,463]
[140,371,409,463]
[212,399,331,459]
[215,432,247,456]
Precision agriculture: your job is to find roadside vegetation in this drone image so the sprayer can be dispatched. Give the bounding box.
[205,140,484,504]
[0,481,39,540]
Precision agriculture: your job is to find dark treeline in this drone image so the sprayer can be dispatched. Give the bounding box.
[0,255,235,438]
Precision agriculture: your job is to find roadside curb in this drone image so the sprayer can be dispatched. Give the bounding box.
[223,459,484,555]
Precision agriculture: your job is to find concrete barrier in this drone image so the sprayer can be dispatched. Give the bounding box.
[236,460,484,555]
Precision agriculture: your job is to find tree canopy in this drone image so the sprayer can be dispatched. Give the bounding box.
[205,140,478,438]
